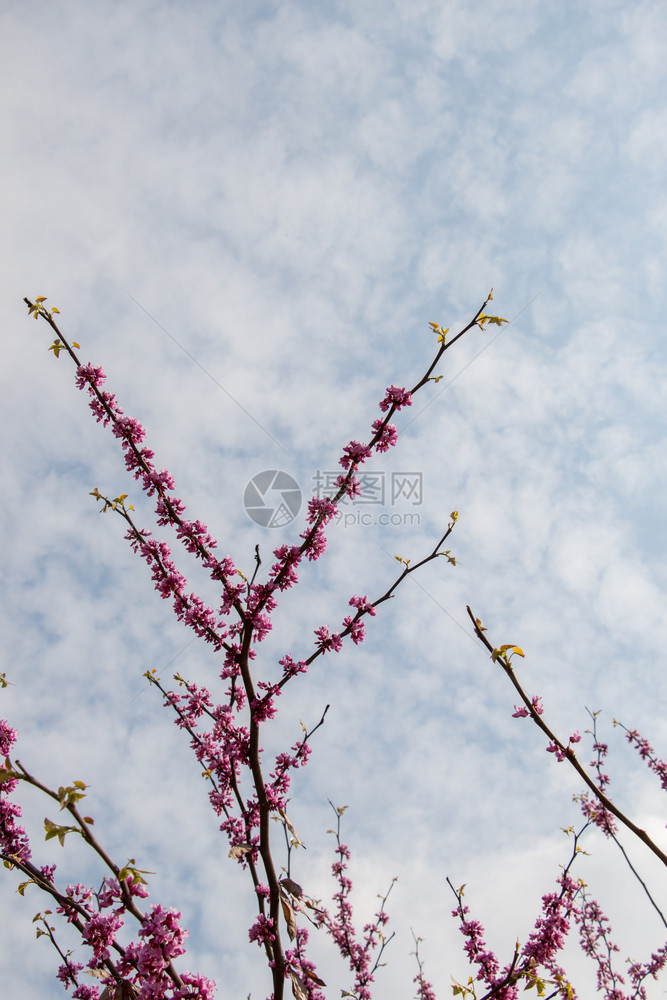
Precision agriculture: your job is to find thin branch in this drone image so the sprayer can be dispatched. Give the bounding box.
[467,606,667,870]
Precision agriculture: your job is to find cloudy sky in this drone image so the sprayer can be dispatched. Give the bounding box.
[2,1,667,997]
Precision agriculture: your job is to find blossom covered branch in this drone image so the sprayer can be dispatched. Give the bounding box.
[13,293,501,999]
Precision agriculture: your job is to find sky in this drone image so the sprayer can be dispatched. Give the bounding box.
[2,0,667,997]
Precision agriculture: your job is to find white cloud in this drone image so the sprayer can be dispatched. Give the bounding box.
[2,1,667,998]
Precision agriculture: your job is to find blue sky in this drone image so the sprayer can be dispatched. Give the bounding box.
[2,1,667,997]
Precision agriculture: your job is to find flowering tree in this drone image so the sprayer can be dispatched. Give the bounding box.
[2,295,667,1000]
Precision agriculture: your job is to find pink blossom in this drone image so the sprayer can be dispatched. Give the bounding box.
[56,959,85,992]
[249,611,272,642]
[301,523,327,561]
[0,719,17,756]
[278,654,308,679]
[173,972,217,1000]
[413,973,437,1000]
[334,473,361,499]
[248,914,275,945]
[339,440,372,470]
[342,616,365,645]
[522,876,576,969]
[0,796,31,863]
[578,792,617,836]
[546,741,567,762]
[379,385,412,412]
[72,985,99,1000]
[371,418,398,453]
[314,626,343,654]
[111,414,147,445]
[621,726,667,790]
[97,879,121,909]
[252,695,277,722]
[81,910,124,962]
[306,496,339,524]
[348,595,376,616]
[75,363,106,390]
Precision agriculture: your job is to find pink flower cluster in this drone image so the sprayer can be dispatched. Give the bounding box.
[370,418,397,452]
[521,873,577,975]
[340,440,372,470]
[449,871,581,1000]
[378,385,412,412]
[285,927,326,1000]
[620,725,667,791]
[40,870,213,999]
[248,914,275,946]
[546,731,581,762]
[413,972,437,1000]
[75,362,240,648]
[311,595,376,659]
[0,722,31,865]
[512,695,543,718]
[316,839,387,1000]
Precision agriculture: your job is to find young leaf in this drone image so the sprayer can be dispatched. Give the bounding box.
[491,644,525,662]
[44,817,78,847]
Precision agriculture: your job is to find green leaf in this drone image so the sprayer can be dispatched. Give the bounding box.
[57,782,87,810]
[44,817,78,847]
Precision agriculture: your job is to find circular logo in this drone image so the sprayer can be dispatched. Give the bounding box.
[244,470,302,528]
